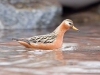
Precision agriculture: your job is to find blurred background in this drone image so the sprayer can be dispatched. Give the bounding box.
[0,0,100,75]
[0,0,99,29]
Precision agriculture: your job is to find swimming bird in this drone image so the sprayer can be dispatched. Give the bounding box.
[12,19,78,50]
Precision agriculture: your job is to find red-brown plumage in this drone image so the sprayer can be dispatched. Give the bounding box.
[13,19,78,50]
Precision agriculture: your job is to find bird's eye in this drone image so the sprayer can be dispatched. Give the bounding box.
[69,23,71,25]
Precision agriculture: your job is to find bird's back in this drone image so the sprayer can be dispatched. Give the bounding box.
[28,32,57,44]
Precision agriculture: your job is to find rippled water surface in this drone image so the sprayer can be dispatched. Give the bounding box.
[0,23,100,75]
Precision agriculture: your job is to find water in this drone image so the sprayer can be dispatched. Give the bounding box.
[0,23,100,75]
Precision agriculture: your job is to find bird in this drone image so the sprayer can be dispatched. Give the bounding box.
[12,19,78,50]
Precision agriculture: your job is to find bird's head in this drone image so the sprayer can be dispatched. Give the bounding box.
[64,19,78,30]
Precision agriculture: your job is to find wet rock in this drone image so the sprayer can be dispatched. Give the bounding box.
[97,4,100,14]
[66,12,100,24]
[58,0,100,9]
[63,3,100,24]
[0,0,62,29]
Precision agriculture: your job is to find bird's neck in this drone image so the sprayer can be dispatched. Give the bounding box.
[52,21,70,46]
[53,21,70,35]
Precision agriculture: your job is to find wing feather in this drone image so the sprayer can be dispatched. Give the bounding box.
[28,32,57,44]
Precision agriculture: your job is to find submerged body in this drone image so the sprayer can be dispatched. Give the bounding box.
[13,19,78,50]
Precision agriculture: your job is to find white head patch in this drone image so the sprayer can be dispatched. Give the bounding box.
[64,20,70,26]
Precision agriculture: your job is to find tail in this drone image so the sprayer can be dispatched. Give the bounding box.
[12,38,30,44]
